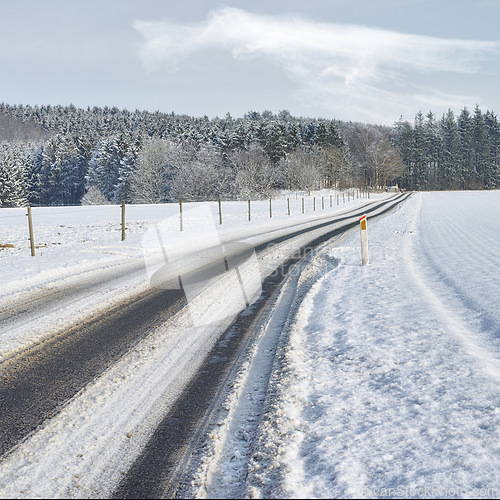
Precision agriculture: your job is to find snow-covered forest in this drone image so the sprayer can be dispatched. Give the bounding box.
[1,102,500,208]
[394,106,500,191]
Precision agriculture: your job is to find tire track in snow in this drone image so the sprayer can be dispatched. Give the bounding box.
[0,287,186,458]
[402,193,500,381]
[416,193,500,353]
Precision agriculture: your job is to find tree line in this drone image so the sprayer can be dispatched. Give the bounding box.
[0,104,355,207]
[393,106,500,190]
[1,102,499,208]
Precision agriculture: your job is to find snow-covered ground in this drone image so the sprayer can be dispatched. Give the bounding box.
[238,191,500,499]
[0,189,374,361]
[0,189,383,498]
[3,190,499,499]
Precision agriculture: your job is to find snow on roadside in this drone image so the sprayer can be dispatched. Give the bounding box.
[0,192,386,360]
[247,192,500,499]
[0,192,380,298]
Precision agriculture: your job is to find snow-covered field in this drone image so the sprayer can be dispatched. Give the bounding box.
[2,190,499,499]
[237,191,500,499]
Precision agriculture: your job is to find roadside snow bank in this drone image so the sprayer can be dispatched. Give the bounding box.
[248,192,500,499]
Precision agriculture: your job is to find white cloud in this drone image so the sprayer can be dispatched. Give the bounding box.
[133,7,500,122]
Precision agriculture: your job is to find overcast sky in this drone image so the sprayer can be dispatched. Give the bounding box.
[1,0,500,125]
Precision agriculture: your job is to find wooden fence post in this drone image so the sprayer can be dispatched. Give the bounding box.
[27,207,35,256]
[179,199,183,231]
[121,201,126,241]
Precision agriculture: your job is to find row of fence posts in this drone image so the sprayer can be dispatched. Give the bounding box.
[207,189,368,229]
[212,189,368,229]
[24,189,371,256]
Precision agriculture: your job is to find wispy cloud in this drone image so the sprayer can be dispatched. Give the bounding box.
[133,7,500,122]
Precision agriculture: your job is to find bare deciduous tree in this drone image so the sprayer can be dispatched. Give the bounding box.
[130,138,180,203]
[365,135,405,188]
[230,143,280,199]
[280,145,323,194]
[171,143,234,201]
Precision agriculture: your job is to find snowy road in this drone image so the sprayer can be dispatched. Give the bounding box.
[0,193,404,498]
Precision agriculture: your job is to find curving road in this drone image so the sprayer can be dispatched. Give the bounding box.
[0,193,410,497]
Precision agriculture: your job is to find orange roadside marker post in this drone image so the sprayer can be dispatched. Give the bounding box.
[360,214,369,265]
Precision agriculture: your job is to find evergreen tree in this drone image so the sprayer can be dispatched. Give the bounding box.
[439,110,460,189]
[85,136,124,203]
[424,111,440,189]
[484,110,500,188]
[472,105,489,188]
[412,111,428,190]
[115,134,142,203]
[38,135,85,205]
[392,116,414,189]
[0,143,30,207]
[457,108,475,188]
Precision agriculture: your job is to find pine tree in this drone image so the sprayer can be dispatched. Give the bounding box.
[424,111,440,189]
[85,136,124,203]
[439,110,460,189]
[412,111,428,190]
[457,108,475,188]
[392,116,414,189]
[38,135,85,205]
[115,134,142,203]
[0,143,30,207]
[484,111,500,189]
[472,105,489,188]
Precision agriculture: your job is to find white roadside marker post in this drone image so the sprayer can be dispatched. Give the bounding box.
[359,214,369,265]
